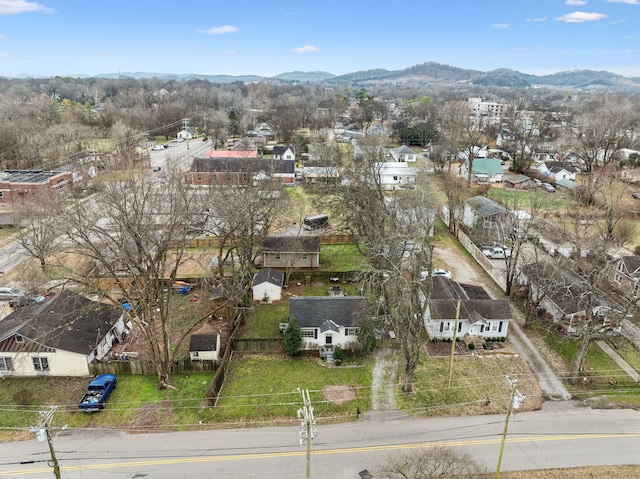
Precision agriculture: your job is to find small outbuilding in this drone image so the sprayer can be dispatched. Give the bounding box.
[189,334,220,361]
[252,268,284,303]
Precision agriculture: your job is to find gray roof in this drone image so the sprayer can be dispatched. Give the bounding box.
[430,277,491,300]
[253,268,284,287]
[263,236,321,253]
[621,256,640,276]
[0,170,67,184]
[465,195,507,218]
[0,290,123,355]
[429,299,512,321]
[189,333,218,352]
[289,296,367,328]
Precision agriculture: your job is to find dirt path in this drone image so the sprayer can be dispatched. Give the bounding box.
[370,348,398,410]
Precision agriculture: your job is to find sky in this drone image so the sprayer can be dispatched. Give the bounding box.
[1,0,639,79]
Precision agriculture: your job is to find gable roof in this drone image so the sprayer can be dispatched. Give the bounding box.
[504,174,531,185]
[556,179,579,190]
[545,161,577,173]
[620,256,640,276]
[0,291,123,355]
[392,145,416,155]
[189,333,219,352]
[465,196,507,218]
[289,296,367,328]
[252,268,284,287]
[200,149,259,159]
[467,158,503,175]
[429,299,512,321]
[263,236,321,253]
[190,157,295,175]
[430,276,491,300]
[273,146,293,156]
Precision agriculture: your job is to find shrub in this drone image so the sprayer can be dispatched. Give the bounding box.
[283,318,302,357]
[333,345,344,365]
[467,342,476,350]
[12,388,35,407]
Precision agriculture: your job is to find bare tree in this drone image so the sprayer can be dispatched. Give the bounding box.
[13,191,66,273]
[328,137,438,393]
[437,100,490,184]
[59,167,218,389]
[374,447,482,479]
[438,173,469,238]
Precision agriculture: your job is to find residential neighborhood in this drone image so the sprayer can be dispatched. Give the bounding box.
[2,69,640,479]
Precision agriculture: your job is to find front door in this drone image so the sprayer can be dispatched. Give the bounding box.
[325,335,333,346]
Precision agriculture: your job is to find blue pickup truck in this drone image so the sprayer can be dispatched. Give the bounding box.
[78,374,117,412]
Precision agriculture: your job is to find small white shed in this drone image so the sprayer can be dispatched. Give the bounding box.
[252,268,284,303]
[189,334,220,361]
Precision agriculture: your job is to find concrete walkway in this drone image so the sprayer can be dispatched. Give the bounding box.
[596,340,640,383]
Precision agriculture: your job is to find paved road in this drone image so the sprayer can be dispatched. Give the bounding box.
[1,403,638,478]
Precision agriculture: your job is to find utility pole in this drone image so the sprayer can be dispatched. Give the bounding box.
[30,406,63,479]
[495,377,524,479]
[447,298,461,389]
[297,388,316,479]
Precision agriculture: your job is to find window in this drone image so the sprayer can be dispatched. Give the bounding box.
[617,261,624,272]
[490,322,499,332]
[325,335,333,345]
[33,357,49,372]
[275,252,281,260]
[301,329,315,339]
[634,282,639,298]
[212,174,217,181]
[0,357,14,371]
[443,322,453,332]
[15,335,23,343]
[0,191,3,198]
[196,173,203,182]
[345,328,358,336]
[302,252,308,260]
[614,273,622,285]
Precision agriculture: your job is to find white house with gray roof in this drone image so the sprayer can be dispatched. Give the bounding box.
[288,296,367,351]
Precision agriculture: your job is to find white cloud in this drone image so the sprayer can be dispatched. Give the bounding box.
[0,0,53,14]
[604,0,639,4]
[223,50,237,55]
[0,53,28,59]
[492,23,509,29]
[197,25,239,35]
[290,45,320,53]
[0,34,4,40]
[566,0,587,5]
[94,51,109,56]
[525,17,548,22]
[555,11,607,22]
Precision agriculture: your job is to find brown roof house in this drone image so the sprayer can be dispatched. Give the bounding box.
[610,255,640,300]
[186,157,295,188]
[0,291,126,377]
[262,236,321,270]
[423,277,512,340]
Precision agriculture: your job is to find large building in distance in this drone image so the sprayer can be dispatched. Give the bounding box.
[0,170,73,205]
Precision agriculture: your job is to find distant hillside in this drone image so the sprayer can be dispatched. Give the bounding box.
[14,61,640,92]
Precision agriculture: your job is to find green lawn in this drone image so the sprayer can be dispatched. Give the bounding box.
[396,351,544,416]
[0,373,216,442]
[487,187,570,212]
[211,354,372,425]
[242,302,289,339]
[320,243,366,272]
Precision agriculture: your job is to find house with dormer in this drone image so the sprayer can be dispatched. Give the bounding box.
[423,277,511,340]
[287,296,367,351]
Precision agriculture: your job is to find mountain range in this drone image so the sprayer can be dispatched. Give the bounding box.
[21,61,640,92]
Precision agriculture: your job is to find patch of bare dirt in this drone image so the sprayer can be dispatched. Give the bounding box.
[132,401,172,432]
[425,341,473,357]
[323,385,358,405]
[433,244,482,285]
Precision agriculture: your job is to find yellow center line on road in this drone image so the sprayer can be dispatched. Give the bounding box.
[3,432,639,476]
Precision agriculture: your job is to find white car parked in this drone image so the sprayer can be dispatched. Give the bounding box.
[421,269,452,280]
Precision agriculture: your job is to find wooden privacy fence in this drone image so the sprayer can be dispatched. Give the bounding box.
[89,358,216,376]
[169,234,352,250]
[232,338,284,353]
